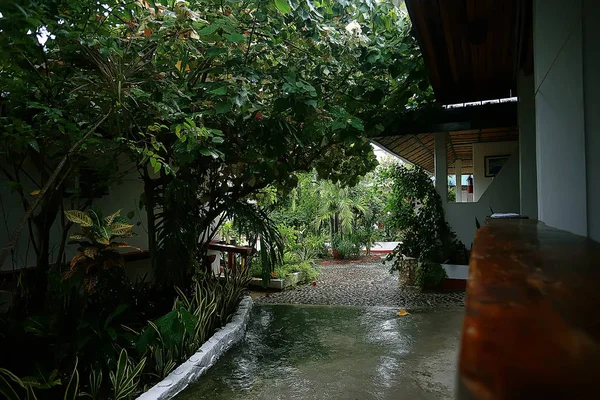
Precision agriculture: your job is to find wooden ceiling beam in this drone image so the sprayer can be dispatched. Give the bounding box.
[374,102,518,138]
[412,134,434,158]
[405,0,530,104]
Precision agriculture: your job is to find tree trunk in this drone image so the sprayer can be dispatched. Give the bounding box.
[0,112,111,269]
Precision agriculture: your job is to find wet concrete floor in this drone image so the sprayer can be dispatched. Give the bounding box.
[177,304,463,400]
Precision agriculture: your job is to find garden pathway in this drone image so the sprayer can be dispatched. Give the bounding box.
[253,259,465,308]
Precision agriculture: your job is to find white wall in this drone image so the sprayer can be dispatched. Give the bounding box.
[472,141,519,201]
[0,157,148,271]
[445,151,521,248]
[94,161,149,251]
[534,0,588,237]
[583,0,600,242]
[518,72,538,218]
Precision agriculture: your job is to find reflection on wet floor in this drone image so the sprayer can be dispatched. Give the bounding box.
[176,304,463,400]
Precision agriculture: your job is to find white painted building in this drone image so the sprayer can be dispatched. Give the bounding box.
[373,0,600,249]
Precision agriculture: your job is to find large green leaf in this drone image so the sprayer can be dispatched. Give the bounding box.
[210,86,228,95]
[274,0,291,14]
[215,101,232,114]
[198,25,219,35]
[223,32,244,43]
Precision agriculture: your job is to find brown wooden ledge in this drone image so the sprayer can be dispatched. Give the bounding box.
[458,219,600,399]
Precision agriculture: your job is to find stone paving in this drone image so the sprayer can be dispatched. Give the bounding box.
[253,259,466,309]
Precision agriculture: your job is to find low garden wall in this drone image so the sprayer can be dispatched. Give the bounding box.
[363,241,401,254]
[136,296,253,400]
[249,271,303,290]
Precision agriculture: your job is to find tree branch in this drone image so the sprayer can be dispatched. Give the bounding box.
[0,110,112,268]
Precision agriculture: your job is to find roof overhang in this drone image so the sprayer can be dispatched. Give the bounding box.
[372,102,519,174]
[405,0,533,104]
[375,102,517,138]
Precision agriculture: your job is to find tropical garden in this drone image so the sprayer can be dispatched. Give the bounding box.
[0,0,462,398]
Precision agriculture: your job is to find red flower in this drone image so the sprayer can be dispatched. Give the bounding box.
[255,111,263,120]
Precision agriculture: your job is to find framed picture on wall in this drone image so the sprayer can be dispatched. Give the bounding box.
[484,155,510,177]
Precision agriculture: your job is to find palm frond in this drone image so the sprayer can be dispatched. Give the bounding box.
[223,200,283,282]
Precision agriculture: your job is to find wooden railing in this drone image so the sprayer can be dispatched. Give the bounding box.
[207,240,253,272]
[458,219,600,399]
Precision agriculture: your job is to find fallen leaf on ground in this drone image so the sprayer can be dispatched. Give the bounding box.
[397,309,410,316]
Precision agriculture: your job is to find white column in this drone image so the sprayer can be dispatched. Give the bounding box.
[434,132,448,203]
[455,159,463,203]
[518,71,538,218]
[534,0,587,236]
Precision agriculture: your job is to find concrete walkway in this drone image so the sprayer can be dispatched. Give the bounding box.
[253,260,465,309]
[177,304,463,400]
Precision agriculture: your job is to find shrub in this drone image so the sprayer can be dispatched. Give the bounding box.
[64,208,140,291]
[136,269,250,380]
[415,262,447,290]
[296,233,328,260]
[383,165,466,274]
[332,234,362,259]
[278,261,321,284]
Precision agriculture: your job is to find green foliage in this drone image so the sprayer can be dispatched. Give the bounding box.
[278,262,321,284]
[75,304,134,368]
[270,163,398,259]
[332,234,362,259]
[0,0,432,273]
[316,180,366,238]
[0,361,78,400]
[109,350,146,400]
[296,233,329,261]
[382,165,466,282]
[0,368,30,400]
[448,186,457,202]
[415,262,447,290]
[138,270,250,378]
[66,208,135,246]
[250,223,322,284]
[0,0,435,396]
[63,358,80,400]
[228,202,284,284]
[65,208,140,290]
[85,367,103,400]
[218,221,241,244]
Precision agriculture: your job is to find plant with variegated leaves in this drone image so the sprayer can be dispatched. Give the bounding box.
[64,208,140,290]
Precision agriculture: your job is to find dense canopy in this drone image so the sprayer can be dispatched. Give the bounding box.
[0,0,433,275]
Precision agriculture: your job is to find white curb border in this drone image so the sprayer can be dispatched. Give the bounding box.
[136,296,253,400]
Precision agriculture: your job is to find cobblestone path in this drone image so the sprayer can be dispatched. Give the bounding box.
[253,260,465,309]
